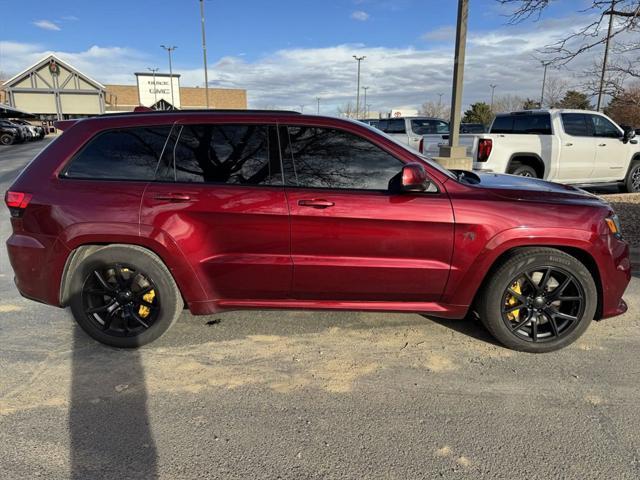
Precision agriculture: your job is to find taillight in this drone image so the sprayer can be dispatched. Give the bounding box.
[477,138,493,162]
[418,137,424,153]
[5,191,32,217]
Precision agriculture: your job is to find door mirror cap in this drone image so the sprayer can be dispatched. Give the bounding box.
[622,125,636,143]
[389,162,435,193]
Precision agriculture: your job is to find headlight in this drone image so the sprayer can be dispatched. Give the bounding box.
[605,214,623,239]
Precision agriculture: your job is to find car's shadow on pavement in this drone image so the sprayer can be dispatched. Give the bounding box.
[421,313,504,348]
[69,327,158,479]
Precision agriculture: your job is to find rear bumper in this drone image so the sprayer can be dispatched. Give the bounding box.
[6,233,68,306]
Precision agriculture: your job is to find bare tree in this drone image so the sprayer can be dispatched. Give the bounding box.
[498,1,640,67]
[604,82,640,125]
[543,77,570,108]
[418,100,451,119]
[491,94,526,113]
[336,102,357,118]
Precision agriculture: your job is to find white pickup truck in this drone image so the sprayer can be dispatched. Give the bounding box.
[421,109,640,192]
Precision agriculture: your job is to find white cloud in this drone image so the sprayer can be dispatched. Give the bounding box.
[351,10,370,21]
[0,14,627,114]
[33,19,61,31]
[421,25,456,42]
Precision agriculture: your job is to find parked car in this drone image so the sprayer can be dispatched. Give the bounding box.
[0,120,24,145]
[422,109,640,192]
[11,119,45,140]
[5,110,630,352]
[361,116,450,151]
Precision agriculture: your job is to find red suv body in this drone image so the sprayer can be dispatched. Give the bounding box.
[5,111,631,351]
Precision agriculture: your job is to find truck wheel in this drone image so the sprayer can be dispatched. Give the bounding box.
[508,164,538,178]
[0,133,14,145]
[478,248,597,353]
[68,245,183,348]
[624,161,640,193]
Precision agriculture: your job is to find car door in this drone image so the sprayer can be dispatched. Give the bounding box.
[141,122,292,301]
[557,113,597,182]
[280,124,454,302]
[587,113,627,181]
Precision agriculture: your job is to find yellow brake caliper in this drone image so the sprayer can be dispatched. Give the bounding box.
[139,290,155,318]
[507,280,522,322]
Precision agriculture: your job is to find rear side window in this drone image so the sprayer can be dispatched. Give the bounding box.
[411,119,449,135]
[168,124,281,185]
[491,114,551,134]
[64,126,171,180]
[384,119,406,134]
[561,114,591,137]
[490,116,513,134]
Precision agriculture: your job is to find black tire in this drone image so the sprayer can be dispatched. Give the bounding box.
[624,161,640,193]
[477,248,597,353]
[0,133,14,145]
[508,163,538,178]
[68,244,183,348]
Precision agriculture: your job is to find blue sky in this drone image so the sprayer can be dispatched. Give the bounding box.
[0,0,608,112]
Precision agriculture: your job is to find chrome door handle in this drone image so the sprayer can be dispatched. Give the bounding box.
[298,199,335,209]
[565,142,573,146]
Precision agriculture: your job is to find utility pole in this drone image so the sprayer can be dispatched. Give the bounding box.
[353,55,366,118]
[437,92,444,105]
[489,84,497,111]
[316,97,320,115]
[436,0,470,169]
[539,61,549,107]
[300,104,305,113]
[597,0,616,111]
[362,86,369,118]
[161,45,177,109]
[147,67,159,105]
[199,0,210,108]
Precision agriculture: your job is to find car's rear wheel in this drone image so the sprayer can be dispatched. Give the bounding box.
[68,245,183,348]
[478,248,597,353]
[624,161,640,193]
[508,163,538,178]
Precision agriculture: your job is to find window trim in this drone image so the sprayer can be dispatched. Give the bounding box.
[278,124,439,194]
[60,125,173,182]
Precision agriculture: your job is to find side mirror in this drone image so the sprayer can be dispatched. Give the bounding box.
[388,162,435,193]
[622,125,636,144]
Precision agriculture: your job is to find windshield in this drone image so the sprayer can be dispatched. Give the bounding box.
[356,120,457,180]
[411,119,450,135]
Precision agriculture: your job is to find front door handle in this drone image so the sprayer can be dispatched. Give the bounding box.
[298,199,335,209]
[153,193,192,202]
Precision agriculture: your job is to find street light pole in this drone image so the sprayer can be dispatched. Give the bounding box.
[316,97,320,115]
[489,84,497,111]
[161,45,177,109]
[147,67,159,105]
[540,61,549,107]
[362,86,369,118]
[199,0,210,108]
[353,55,366,118]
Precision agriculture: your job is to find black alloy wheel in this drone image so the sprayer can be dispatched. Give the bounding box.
[82,264,160,337]
[500,267,585,343]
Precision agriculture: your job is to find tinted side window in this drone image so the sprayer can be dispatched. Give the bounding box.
[513,114,552,134]
[65,126,171,180]
[490,116,514,134]
[282,126,402,190]
[589,115,621,138]
[411,119,450,135]
[385,119,407,134]
[169,124,281,185]
[561,114,590,137]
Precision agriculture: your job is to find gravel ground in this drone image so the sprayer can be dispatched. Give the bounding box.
[601,193,640,248]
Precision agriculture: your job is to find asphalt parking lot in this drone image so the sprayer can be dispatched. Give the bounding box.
[1,140,639,479]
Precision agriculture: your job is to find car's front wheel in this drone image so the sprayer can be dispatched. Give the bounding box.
[68,245,183,348]
[0,133,14,145]
[478,248,597,353]
[624,161,640,193]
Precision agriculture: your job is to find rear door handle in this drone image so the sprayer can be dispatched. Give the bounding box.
[298,199,335,209]
[153,193,192,202]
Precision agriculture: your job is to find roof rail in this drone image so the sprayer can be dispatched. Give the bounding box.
[100,108,301,117]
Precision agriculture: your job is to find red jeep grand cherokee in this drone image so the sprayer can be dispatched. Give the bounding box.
[5,110,630,352]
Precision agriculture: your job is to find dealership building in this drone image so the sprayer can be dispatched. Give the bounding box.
[0,54,247,120]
